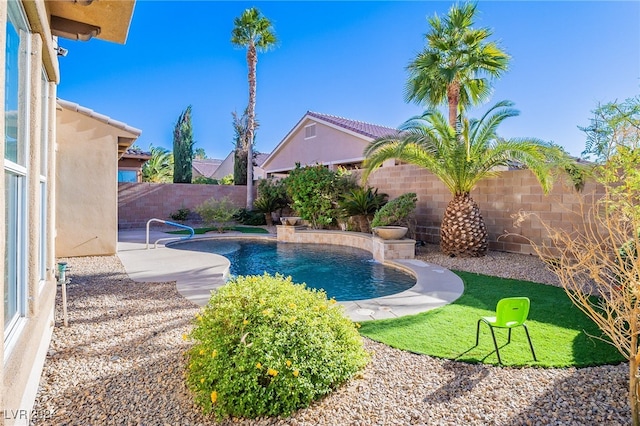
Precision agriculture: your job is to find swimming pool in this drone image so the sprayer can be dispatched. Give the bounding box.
[170,239,416,301]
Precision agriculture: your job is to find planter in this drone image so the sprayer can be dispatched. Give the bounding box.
[280,216,302,226]
[372,226,408,240]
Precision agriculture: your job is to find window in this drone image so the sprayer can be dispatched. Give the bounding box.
[118,169,138,183]
[4,0,29,341]
[304,123,316,139]
[39,71,48,285]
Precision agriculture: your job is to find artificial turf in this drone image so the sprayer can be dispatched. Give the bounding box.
[358,270,625,368]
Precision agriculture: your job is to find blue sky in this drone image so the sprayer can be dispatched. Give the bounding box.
[57,1,639,160]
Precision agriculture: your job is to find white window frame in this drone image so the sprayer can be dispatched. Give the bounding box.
[39,69,48,287]
[4,0,31,351]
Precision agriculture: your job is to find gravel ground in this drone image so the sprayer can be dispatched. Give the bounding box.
[32,248,629,425]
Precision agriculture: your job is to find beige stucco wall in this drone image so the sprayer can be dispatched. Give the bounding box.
[2,2,60,422]
[263,118,370,173]
[55,108,138,257]
[212,151,234,179]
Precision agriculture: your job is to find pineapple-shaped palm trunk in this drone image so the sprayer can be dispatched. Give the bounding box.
[440,193,488,257]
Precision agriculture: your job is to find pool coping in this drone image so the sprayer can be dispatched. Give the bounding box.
[117,229,464,321]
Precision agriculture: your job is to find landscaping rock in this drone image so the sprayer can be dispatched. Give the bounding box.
[32,251,628,425]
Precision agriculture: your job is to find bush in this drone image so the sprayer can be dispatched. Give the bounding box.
[233,209,267,226]
[185,273,369,419]
[284,164,340,229]
[371,192,417,228]
[220,174,234,185]
[195,196,239,232]
[338,187,388,233]
[169,207,191,221]
[192,176,219,185]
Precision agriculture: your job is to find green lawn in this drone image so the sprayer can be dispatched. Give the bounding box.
[359,271,625,368]
[167,226,269,235]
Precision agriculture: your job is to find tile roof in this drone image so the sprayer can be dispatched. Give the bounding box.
[306,111,399,139]
[192,159,222,178]
[123,147,151,159]
[255,152,269,166]
[57,99,142,136]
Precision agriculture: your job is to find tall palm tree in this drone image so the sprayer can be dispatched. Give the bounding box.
[406,2,510,127]
[231,7,277,210]
[142,146,174,183]
[362,101,570,257]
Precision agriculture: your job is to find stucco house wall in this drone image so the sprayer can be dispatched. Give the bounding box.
[56,101,141,257]
[262,112,395,176]
[1,1,136,423]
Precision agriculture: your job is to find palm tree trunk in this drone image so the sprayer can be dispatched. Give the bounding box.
[440,193,488,257]
[246,44,257,210]
[447,81,460,127]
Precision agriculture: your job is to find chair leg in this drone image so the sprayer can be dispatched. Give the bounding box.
[507,328,512,344]
[523,324,537,361]
[475,320,482,346]
[488,326,502,364]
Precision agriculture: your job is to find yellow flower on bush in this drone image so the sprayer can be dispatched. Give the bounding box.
[285,360,292,367]
[256,362,262,369]
[243,319,249,325]
[288,316,297,324]
[199,349,205,355]
[355,322,361,329]
[196,314,202,322]
[293,370,299,377]
[211,350,218,358]
[267,368,278,377]
[262,309,272,316]
[210,391,217,404]
[182,334,188,341]
[288,303,297,309]
[329,299,337,305]
[200,378,205,384]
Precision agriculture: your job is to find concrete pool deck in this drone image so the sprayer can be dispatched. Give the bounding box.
[117,229,464,321]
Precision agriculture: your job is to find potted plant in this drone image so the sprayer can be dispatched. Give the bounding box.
[338,187,388,233]
[371,193,417,240]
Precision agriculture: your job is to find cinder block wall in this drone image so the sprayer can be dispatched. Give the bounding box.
[366,164,601,254]
[118,183,251,228]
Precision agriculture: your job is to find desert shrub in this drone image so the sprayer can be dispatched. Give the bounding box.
[195,196,239,232]
[192,176,219,185]
[338,187,388,233]
[169,207,191,221]
[233,209,266,226]
[185,273,369,419]
[220,174,234,185]
[371,192,417,228]
[283,164,341,229]
[254,178,289,225]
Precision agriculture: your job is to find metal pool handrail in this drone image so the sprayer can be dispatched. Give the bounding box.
[146,218,195,249]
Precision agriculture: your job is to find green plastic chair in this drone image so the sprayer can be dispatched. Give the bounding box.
[475,297,537,364]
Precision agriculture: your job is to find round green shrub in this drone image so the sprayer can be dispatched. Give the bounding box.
[371,192,417,228]
[185,273,369,419]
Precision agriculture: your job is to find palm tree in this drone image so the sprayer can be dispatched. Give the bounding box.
[142,146,173,183]
[406,2,510,127]
[362,101,570,257]
[231,7,277,210]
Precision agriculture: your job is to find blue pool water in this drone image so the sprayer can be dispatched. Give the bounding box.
[170,239,416,301]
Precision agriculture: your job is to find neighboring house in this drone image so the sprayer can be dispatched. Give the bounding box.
[211,151,269,181]
[192,158,222,179]
[260,111,399,178]
[118,147,151,183]
[1,1,136,423]
[57,100,141,257]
